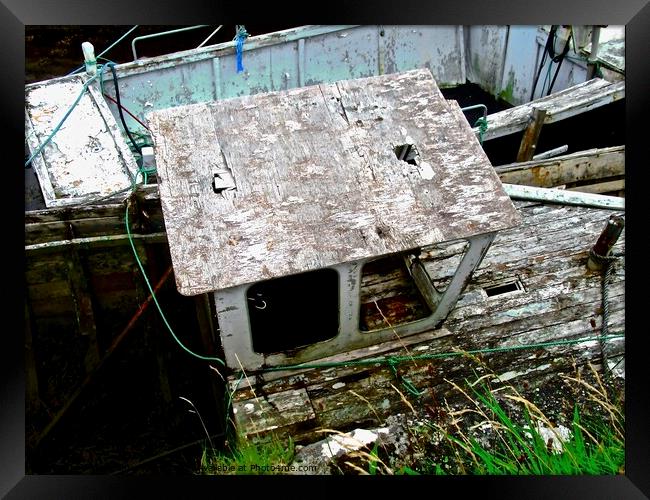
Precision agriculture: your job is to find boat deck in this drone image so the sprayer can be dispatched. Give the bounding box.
[229,199,625,442]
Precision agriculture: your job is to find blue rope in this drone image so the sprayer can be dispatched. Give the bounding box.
[234,25,248,73]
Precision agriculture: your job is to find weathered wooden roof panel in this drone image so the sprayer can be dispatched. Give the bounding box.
[25,76,139,207]
[148,69,521,295]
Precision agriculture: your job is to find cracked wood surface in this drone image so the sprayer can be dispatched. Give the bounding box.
[147,69,520,295]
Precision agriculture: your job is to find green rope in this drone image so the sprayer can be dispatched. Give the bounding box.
[247,333,624,377]
[68,25,139,76]
[474,116,488,145]
[388,358,425,397]
[125,170,225,366]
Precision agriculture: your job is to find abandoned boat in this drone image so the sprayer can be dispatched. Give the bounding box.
[24,25,625,473]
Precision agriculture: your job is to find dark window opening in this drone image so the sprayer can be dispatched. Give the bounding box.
[249,268,339,354]
[394,144,419,166]
[359,255,431,332]
[484,278,525,297]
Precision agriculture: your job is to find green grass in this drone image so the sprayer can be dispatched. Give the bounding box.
[421,372,624,475]
[199,362,623,476]
[201,433,294,475]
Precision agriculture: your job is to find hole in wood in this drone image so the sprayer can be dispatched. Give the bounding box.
[394,143,419,166]
[248,268,340,354]
[483,278,525,297]
[213,171,236,196]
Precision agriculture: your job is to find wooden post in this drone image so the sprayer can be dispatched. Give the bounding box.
[517,108,547,162]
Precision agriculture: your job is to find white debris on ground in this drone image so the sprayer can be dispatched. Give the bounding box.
[320,428,388,459]
[290,427,387,475]
[289,414,431,475]
[524,423,573,453]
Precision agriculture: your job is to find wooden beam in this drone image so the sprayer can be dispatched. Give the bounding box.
[567,179,625,195]
[496,146,625,188]
[24,185,158,224]
[516,108,547,162]
[25,232,168,255]
[502,183,625,210]
[474,79,625,141]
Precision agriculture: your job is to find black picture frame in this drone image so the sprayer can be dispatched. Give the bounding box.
[3,2,648,497]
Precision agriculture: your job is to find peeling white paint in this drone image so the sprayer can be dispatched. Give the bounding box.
[332,382,346,390]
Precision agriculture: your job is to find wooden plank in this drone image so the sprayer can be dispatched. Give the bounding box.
[135,241,173,405]
[32,266,174,450]
[230,328,451,393]
[496,146,625,187]
[65,247,101,374]
[503,184,625,210]
[516,107,547,162]
[25,232,167,255]
[26,254,69,285]
[25,217,125,245]
[23,185,159,225]
[567,179,625,195]
[474,79,625,141]
[232,388,316,437]
[148,69,520,295]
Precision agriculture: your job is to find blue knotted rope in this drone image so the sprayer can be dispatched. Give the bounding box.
[235,25,249,73]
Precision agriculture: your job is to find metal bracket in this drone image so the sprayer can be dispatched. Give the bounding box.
[403,252,443,312]
[215,232,496,370]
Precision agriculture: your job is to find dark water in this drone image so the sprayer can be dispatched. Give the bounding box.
[25,26,624,475]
